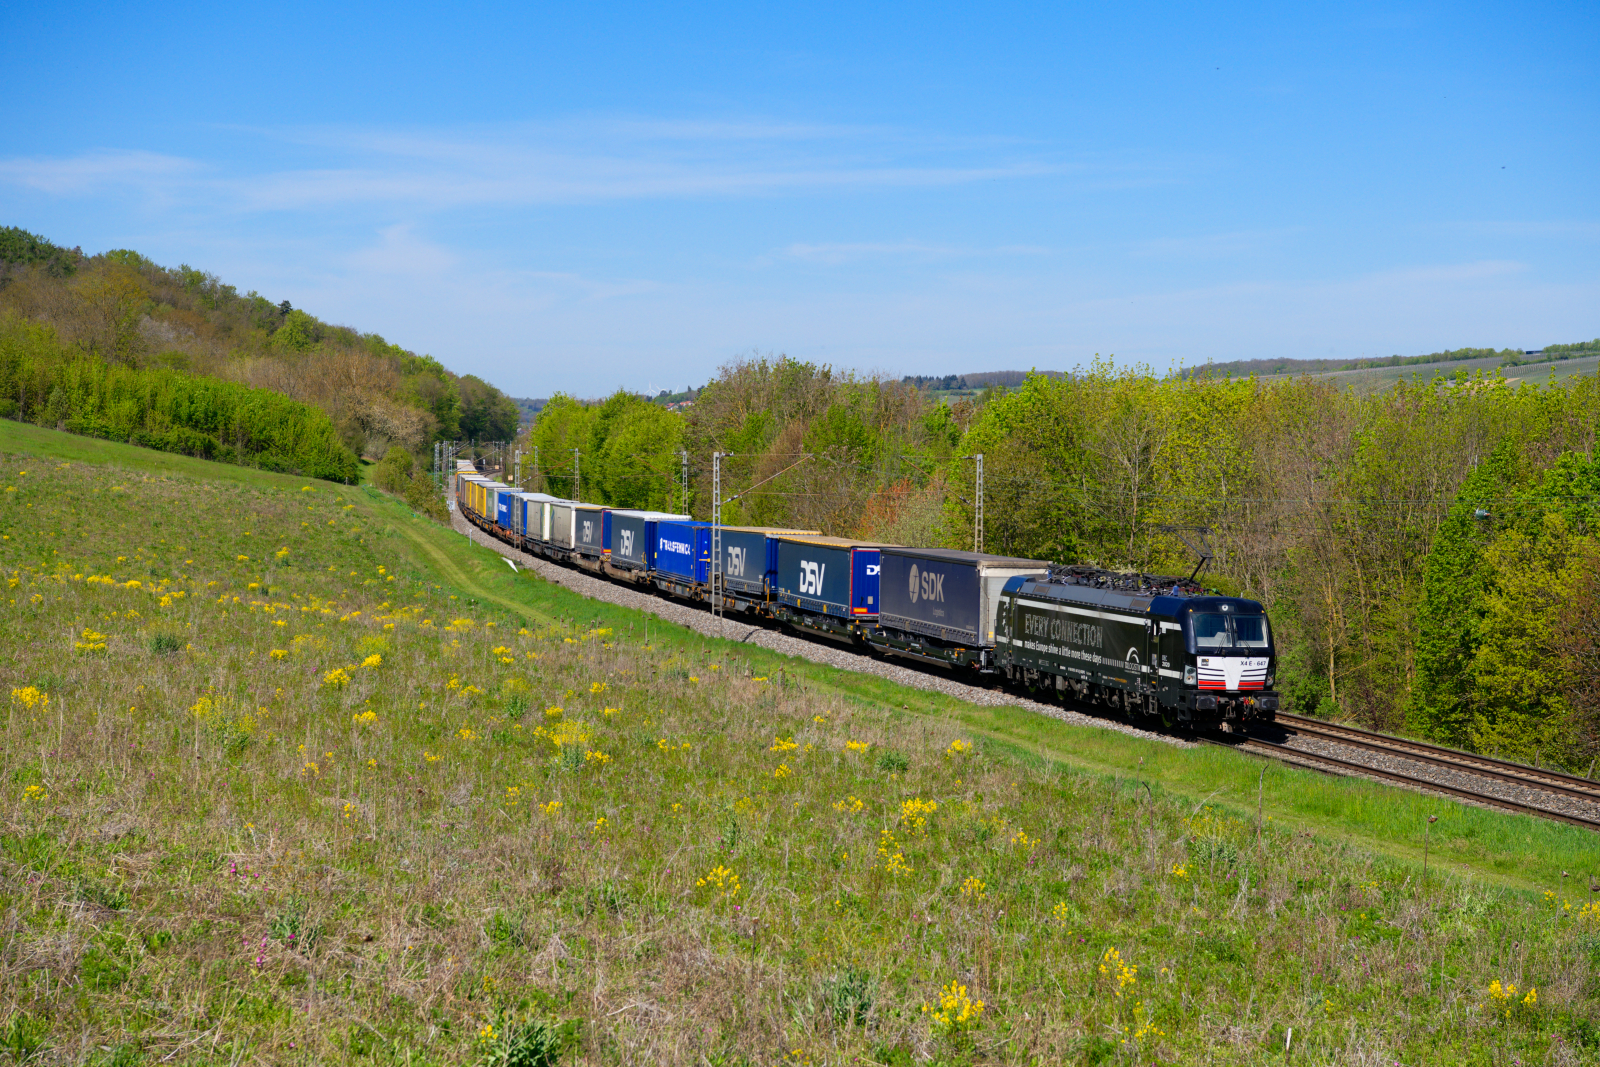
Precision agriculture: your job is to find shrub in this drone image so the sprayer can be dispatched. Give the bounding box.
[372,446,415,493]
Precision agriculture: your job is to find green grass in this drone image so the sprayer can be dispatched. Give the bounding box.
[0,418,1584,888]
[2,420,1599,1065]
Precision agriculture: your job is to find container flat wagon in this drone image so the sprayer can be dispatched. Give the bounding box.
[514,495,567,555]
[529,497,573,554]
[568,505,608,571]
[456,475,494,527]
[651,520,711,599]
[605,510,691,581]
[548,501,597,558]
[712,527,821,614]
[491,485,519,531]
[649,525,823,610]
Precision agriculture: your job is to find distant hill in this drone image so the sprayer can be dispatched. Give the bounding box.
[511,396,548,424]
[1176,341,1600,382]
[0,225,522,457]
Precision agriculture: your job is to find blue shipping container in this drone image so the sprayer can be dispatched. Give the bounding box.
[775,537,882,617]
[654,521,710,582]
[610,512,651,569]
[607,510,689,570]
[717,528,775,594]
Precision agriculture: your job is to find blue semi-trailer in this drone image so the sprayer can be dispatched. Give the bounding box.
[773,534,886,642]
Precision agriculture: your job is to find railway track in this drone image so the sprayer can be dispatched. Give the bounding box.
[1272,712,1600,806]
[1202,729,1600,832]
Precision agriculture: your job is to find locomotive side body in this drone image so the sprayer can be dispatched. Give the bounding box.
[998,578,1156,711]
[997,576,1279,727]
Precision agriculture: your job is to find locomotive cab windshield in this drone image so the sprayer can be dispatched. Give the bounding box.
[1188,609,1271,651]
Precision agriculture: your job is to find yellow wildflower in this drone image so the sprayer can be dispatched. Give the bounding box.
[922,981,985,1032]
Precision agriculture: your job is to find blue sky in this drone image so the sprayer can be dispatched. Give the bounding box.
[2,2,1595,398]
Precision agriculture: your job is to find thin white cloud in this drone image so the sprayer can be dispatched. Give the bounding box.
[340,224,459,278]
[0,119,1091,211]
[230,159,1074,211]
[778,240,1052,265]
[1439,220,1600,241]
[0,149,199,195]
[257,117,1043,155]
[1130,227,1303,259]
[1363,259,1528,285]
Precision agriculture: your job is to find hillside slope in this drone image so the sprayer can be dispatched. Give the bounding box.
[0,421,1595,1064]
[0,225,521,461]
[1182,339,1600,392]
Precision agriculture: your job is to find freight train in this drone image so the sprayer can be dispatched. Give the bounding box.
[453,463,1278,731]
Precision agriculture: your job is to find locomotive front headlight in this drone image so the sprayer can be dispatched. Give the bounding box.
[1266,673,1275,687]
[1183,666,1196,686]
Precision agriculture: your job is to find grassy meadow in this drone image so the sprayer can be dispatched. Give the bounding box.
[3,423,1600,1065]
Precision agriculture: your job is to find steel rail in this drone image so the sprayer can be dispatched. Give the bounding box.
[1206,734,1600,833]
[1274,712,1600,801]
